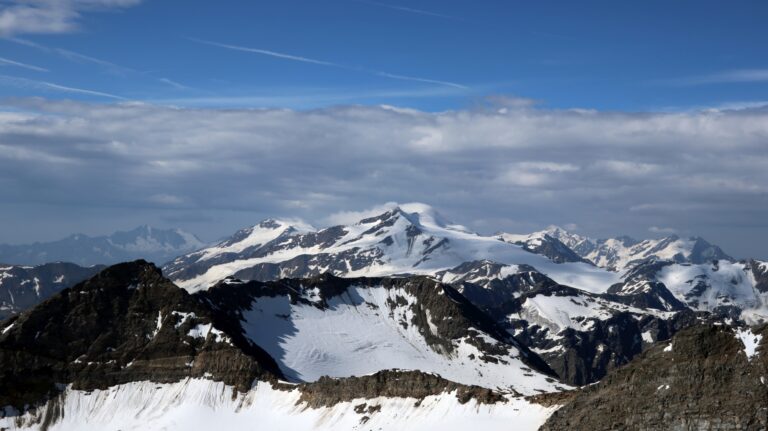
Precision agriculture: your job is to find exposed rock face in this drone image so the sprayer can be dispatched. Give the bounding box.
[437,261,553,310]
[542,324,768,430]
[517,309,701,386]
[604,261,687,311]
[0,261,281,409]
[0,262,103,320]
[295,369,505,408]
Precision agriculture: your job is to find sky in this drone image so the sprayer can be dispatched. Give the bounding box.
[0,0,767,259]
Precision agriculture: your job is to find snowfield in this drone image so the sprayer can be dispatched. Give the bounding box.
[239,283,565,395]
[514,293,674,335]
[658,261,768,322]
[0,379,558,431]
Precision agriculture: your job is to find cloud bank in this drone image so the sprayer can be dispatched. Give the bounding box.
[0,98,766,258]
[0,0,142,36]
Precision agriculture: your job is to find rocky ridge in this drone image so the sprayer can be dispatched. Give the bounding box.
[542,323,768,430]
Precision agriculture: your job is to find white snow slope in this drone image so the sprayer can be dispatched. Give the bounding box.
[239,282,565,395]
[0,379,557,431]
[658,260,768,323]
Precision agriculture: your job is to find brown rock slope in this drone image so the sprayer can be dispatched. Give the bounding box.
[542,324,768,430]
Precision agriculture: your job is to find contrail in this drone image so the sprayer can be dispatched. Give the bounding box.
[190,37,468,90]
[0,56,48,72]
[0,74,127,100]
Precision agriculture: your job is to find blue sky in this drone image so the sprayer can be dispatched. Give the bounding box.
[1,0,767,111]
[0,0,767,259]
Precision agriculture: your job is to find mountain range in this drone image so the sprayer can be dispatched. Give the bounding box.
[0,203,766,430]
[0,225,205,267]
[537,225,734,272]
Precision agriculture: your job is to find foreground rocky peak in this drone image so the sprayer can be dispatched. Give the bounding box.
[542,323,768,430]
[0,260,281,409]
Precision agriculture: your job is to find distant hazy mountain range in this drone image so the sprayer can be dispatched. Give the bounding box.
[0,225,206,267]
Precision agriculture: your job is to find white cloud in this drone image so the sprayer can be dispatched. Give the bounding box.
[0,0,142,36]
[649,226,676,234]
[592,160,660,177]
[516,162,579,172]
[149,193,184,205]
[324,202,400,226]
[662,69,768,86]
[0,98,767,257]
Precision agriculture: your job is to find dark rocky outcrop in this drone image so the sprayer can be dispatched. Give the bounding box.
[0,260,281,410]
[542,324,768,430]
[518,310,701,386]
[295,369,505,408]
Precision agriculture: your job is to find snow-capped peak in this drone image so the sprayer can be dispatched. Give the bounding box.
[497,224,734,273]
[584,235,733,272]
[196,218,315,262]
[165,204,621,293]
[540,225,592,249]
[356,202,471,233]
